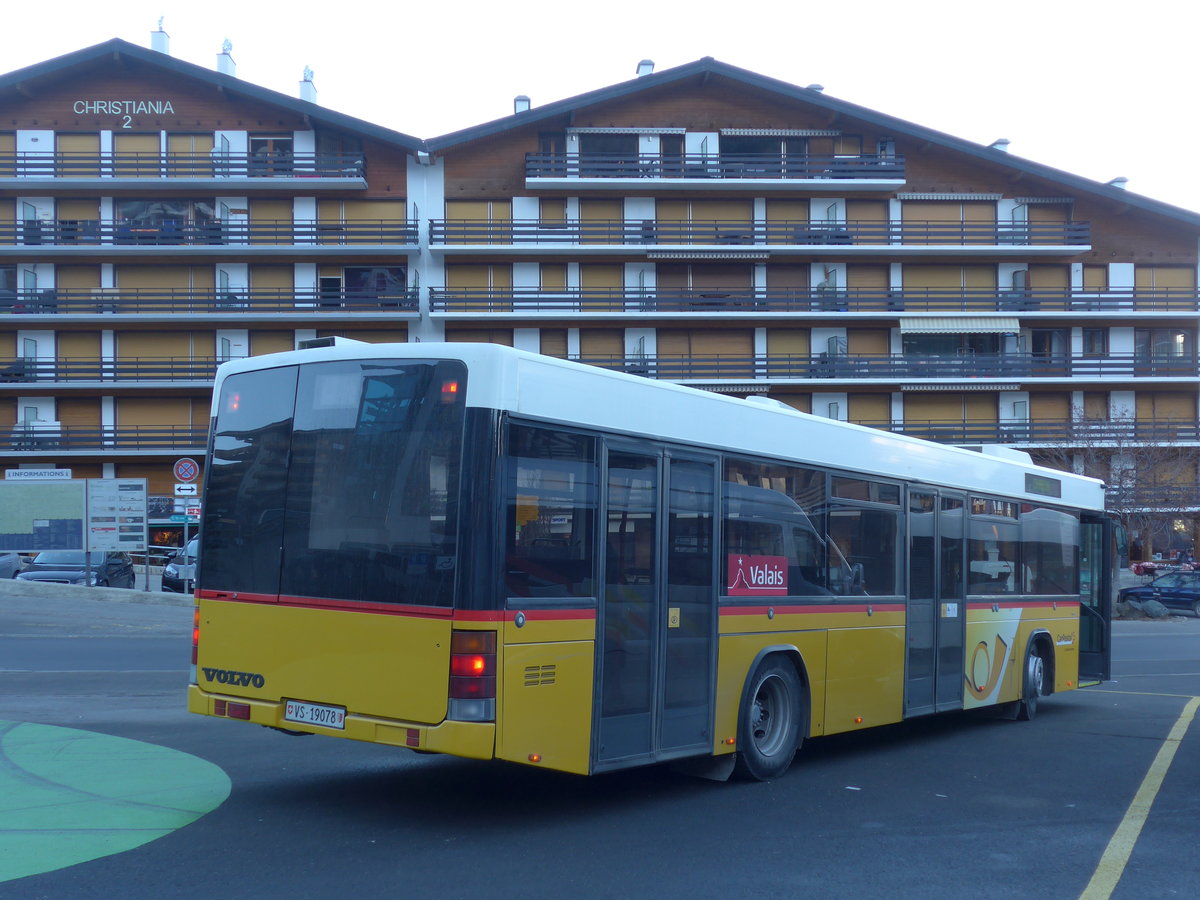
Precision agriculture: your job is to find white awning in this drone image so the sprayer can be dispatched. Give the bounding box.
[899,317,1020,334]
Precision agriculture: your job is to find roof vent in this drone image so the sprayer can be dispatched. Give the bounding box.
[151,18,170,55]
[217,39,236,77]
[805,83,825,93]
[1107,176,1129,190]
[636,59,655,77]
[300,66,317,103]
[989,138,1011,152]
[514,95,531,113]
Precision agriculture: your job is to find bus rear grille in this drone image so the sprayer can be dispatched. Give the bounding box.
[523,664,556,686]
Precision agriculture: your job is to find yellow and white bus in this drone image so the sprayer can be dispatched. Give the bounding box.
[188,341,1114,780]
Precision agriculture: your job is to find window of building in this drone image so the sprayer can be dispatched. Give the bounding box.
[1082,328,1108,357]
[1135,328,1193,360]
[902,333,1001,358]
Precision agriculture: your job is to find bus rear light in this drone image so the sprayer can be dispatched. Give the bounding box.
[191,606,200,666]
[214,699,227,716]
[450,654,494,677]
[449,675,496,699]
[441,380,460,401]
[448,629,496,720]
[227,702,251,720]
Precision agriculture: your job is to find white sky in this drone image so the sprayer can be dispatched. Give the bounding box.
[7,0,1196,213]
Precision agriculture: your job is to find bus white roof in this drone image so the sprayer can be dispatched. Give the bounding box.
[213,341,1107,511]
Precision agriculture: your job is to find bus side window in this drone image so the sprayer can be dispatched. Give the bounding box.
[790,525,831,596]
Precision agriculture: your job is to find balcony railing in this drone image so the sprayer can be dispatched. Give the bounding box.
[1104,482,1200,510]
[2,425,207,451]
[856,419,1200,445]
[0,151,365,180]
[525,152,905,181]
[5,218,418,247]
[429,286,1200,313]
[0,287,418,316]
[428,218,1090,247]
[566,353,1198,381]
[0,357,222,382]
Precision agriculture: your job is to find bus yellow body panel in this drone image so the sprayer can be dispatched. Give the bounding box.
[497,640,595,774]
[963,603,1079,709]
[824,625,906,734]
[195,599,453,725]
[186,685,495,758]
[715,630,829,752]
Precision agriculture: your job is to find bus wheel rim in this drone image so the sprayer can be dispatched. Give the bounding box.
[751,675,792,756]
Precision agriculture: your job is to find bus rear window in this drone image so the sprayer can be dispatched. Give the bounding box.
[200,359,467,607]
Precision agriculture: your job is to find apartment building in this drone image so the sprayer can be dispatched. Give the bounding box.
[3,39,1199,554]
[0,36,421,547]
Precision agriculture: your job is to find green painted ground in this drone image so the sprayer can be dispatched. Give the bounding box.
[0,720,230,882]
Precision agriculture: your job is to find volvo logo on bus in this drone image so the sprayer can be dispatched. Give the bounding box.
[202,667,266,688]
[727,555,788,597]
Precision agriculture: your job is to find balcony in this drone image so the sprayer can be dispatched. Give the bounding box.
[428,219,1090,255]
[0,287,419,319]
[856,419,1200,445]
[0,357,222,384]
[2,219,418,255]
[525,153,905,191]
[0,151,366,189]
[559,353,1198,384]
[1104,482,1200,511]
[429,286,1197,315]
[1,424,207,453]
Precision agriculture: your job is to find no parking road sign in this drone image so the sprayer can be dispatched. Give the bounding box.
[174,458,200,483]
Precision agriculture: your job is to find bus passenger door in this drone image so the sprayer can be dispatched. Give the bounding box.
[594,448,717,770]
[1078,514,1113,683]
[905,490,967,717]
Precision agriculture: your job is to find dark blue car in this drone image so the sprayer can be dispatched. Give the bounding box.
[1119,570,1200,617]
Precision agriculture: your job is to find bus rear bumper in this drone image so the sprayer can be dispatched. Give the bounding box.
[187,684,496,760]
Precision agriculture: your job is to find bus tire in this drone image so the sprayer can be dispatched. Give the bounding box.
[1016,644,1045,721]
[733,656,805,781]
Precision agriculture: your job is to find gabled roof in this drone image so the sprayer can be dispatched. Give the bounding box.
[0,38,424,152]
[428,56,1200,228]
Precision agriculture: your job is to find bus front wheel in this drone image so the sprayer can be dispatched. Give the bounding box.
[733,657,805,781]
[1017,645,1045,721]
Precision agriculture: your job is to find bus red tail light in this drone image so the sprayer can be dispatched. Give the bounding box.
[191,606,200,667]
[448,630,496,720]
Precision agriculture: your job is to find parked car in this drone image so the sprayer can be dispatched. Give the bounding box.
[15,551,135,588]
[0,552,23,578]
[162,539,198,593]
[1119,570,1200,617]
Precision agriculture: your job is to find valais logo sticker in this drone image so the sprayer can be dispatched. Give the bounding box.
[727,555,788,596]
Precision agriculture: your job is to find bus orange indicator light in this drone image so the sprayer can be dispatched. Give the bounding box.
[724,737,736,745]
[528,753,542,763]
[854,716,864,724]
[1066,681,1073,687]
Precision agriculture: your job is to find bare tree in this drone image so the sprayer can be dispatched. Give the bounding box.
[1028,408,1199,560]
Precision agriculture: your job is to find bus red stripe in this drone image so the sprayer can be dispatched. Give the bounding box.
[196,590,596,622]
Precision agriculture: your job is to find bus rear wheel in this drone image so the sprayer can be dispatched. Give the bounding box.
[734,657,805,781]
[1016,645,1045,721]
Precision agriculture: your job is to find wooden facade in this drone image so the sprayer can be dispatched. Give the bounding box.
[3,40,1200,552]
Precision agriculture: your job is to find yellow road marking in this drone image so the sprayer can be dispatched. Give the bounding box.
[1079,695,1200,900]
